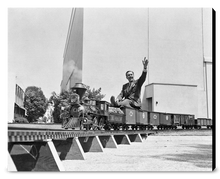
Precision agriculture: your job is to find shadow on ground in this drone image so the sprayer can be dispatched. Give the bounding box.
[150,144,212,169]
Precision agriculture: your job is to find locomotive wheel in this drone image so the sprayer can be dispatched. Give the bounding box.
[79,118,84,130]
[85,124,89,130]
[91,117,98,130]
[80,124,84,130]
[113,125,118,130]
[104,125,111,131]
[91,124,98,130]
[122,125,128,131]
[98,118,105,130]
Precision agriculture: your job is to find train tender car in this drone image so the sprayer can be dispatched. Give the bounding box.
[135,109,148,130]
[107,107,124,130]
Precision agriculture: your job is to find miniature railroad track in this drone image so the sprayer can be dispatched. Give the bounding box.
[8,123,150,142]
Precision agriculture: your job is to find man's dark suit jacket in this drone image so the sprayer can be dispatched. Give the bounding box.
[117,71,147,108]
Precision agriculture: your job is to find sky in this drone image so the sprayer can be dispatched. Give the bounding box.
[8,7,213,102]
[8,8,72,98]
[8,8,149,101]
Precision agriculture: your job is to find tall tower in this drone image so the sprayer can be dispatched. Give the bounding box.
[61,8,84,92]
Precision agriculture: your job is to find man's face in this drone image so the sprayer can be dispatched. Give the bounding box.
[126,72,134,82]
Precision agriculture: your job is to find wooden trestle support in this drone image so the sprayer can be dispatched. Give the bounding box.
[8,124,149,171]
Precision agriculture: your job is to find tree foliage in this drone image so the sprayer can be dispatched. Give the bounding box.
[24,86,47,122]
[48,91,72,123]
[83,86,105,101]
[14,116,29,123]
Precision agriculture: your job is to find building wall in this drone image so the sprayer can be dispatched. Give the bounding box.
[148,8,203,87]
[8,72,26,122]
[143,83,198,117]
[143,8,212,119]
[14,84,26,118]
[15,84,24,107]
[205,62,212,118]
[202,8,212,119]
[8,72,16,123]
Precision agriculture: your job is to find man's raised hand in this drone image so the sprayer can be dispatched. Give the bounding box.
[142,57,149,69]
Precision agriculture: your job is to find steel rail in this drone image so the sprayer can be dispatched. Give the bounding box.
[8,123,150,142]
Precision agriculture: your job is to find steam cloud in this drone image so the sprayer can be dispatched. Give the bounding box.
[63,59,82,81]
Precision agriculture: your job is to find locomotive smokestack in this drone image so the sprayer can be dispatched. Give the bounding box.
[71,83,87,100]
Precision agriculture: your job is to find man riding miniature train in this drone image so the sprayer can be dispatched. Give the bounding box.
[110,57,149,109]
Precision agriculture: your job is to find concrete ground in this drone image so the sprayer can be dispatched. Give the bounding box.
[62,129,213,171]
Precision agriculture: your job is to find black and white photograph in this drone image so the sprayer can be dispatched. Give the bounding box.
[5,4,216,174]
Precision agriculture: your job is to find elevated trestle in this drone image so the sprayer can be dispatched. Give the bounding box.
[8,124,151,171]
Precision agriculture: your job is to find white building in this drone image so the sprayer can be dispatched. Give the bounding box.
[61,8,213,119]
[141,8,212,119]
[8,73,27,123]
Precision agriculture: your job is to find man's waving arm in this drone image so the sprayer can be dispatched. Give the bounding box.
[138,57,149,85]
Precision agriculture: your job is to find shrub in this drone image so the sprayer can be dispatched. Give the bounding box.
[14,116,29,123]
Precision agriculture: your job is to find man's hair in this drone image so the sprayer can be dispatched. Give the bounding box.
[125,70,134,76]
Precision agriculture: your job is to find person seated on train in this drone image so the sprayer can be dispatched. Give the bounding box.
[110,57,149,109]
